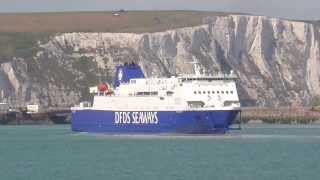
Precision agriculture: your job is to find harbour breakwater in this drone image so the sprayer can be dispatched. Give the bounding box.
[241,107,320,124]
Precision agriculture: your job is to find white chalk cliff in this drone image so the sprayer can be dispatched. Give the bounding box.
[0,15,319,107]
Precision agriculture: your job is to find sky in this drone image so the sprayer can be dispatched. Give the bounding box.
[0,0,319,20]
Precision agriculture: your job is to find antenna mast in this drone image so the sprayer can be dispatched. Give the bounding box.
[191,56,202,76]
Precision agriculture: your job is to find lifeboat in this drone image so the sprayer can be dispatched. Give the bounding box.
[97,83,114,95]
[98,83,108,92]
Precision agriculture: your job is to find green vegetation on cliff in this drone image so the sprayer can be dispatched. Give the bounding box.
[0,33,50,63]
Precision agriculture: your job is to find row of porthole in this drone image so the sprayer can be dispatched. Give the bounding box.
[194,90,234,95]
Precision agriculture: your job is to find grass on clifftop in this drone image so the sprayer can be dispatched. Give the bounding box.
[0,11,231,33]
[0,11,233,61]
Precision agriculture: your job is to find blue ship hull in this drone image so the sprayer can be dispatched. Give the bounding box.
[71,109,240,134]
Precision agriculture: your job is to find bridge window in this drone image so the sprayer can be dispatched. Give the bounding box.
[198,91,201,94]
[212,91,215,94]
[226,91,229,94]
[230,91,233,94]
[203,91,206,94]
[217,91,220,94]
[194,91,197,94]
[167,91,174,96]
[208,91,210,94]
[221,91,224,94]
[136,91,158,96]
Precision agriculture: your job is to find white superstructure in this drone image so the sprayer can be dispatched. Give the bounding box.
[74,72,240,111]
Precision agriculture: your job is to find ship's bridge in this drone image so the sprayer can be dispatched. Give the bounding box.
[178,71,238,81]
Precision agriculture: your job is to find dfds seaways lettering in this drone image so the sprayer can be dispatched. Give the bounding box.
[114,112,159,124]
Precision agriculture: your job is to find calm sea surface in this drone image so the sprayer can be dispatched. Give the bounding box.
[0,124,319,180]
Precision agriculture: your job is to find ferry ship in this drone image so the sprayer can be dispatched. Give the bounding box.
[71,62,241,134]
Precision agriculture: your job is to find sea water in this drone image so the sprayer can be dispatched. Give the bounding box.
[0,124,319,180]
